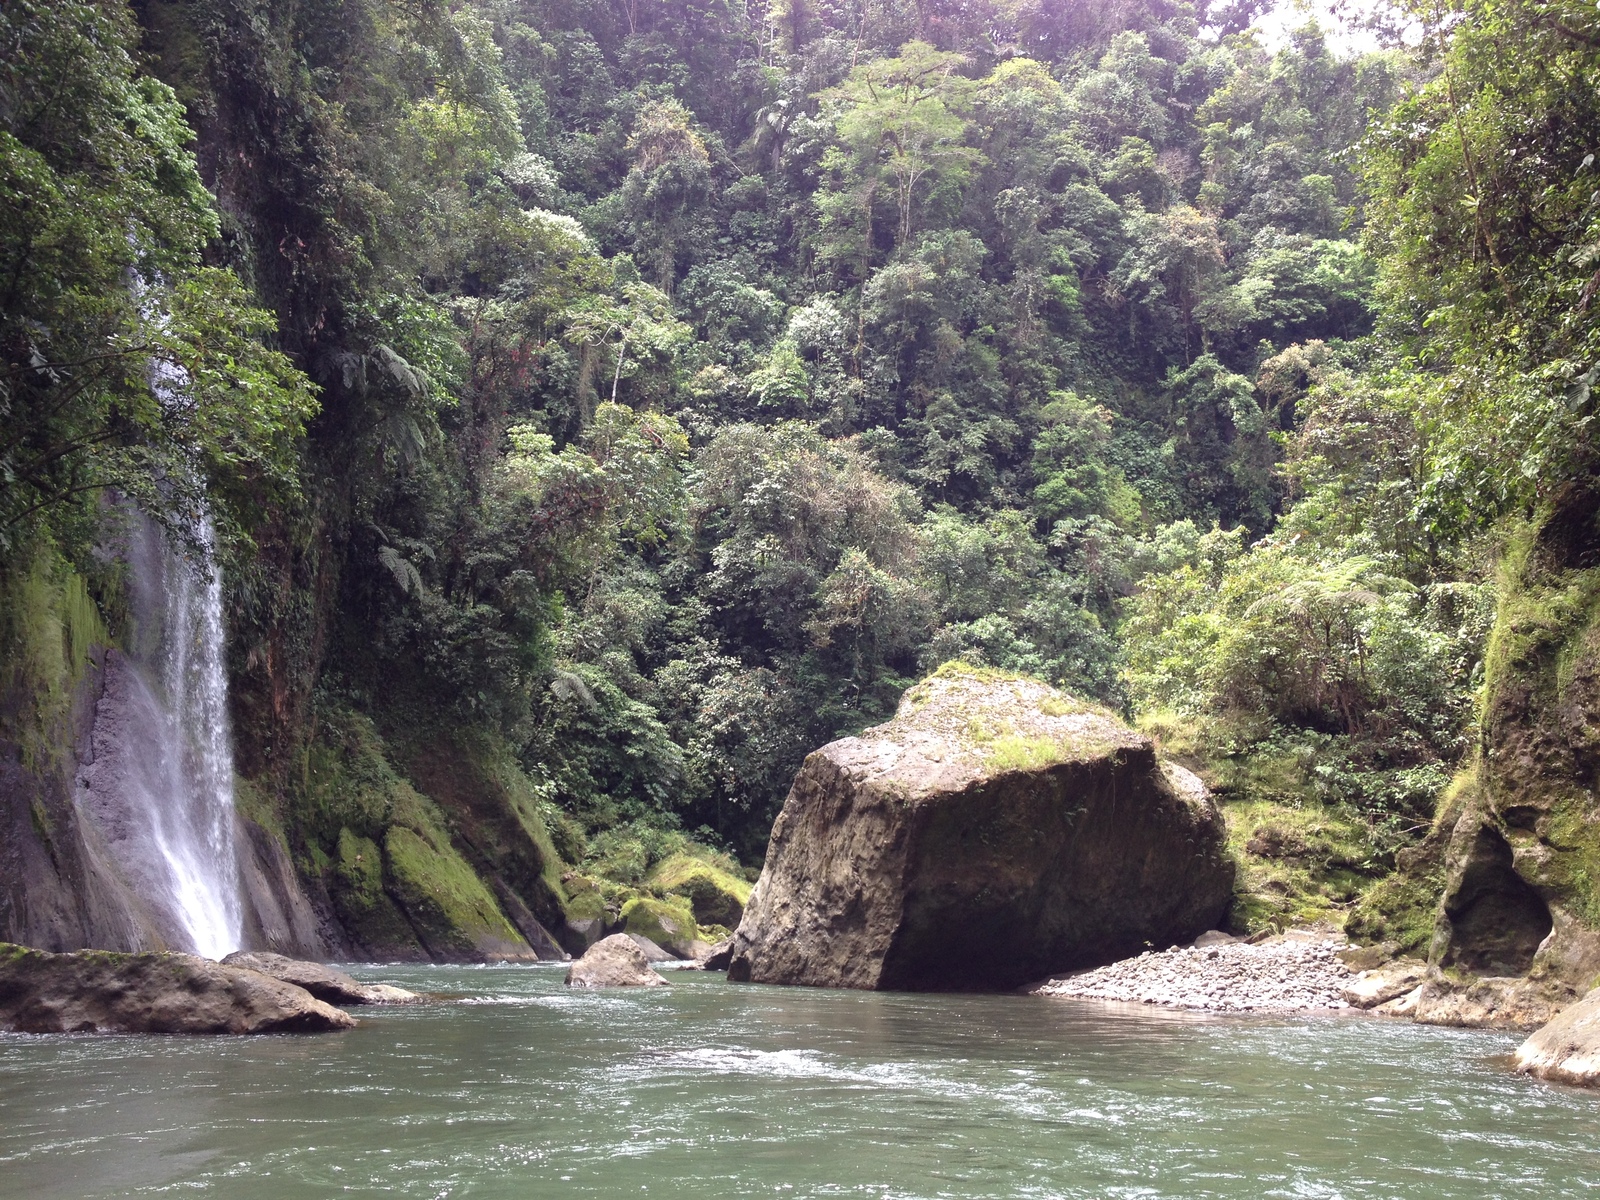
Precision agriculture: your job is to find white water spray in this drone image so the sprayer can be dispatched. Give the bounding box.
[81,510,246,959]
[69,268,245,957]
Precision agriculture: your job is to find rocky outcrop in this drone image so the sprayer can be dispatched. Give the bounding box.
[0,943,355,1033]
[1424,491,1600,1002]
[564,934,669,988]
[727,664,1234,991]
[1409,975,1572,1030]
[1340,959,1426,1009]
[698,937,734,970]
[1515,986,1600,1086]
[304,715,560,964]
[220,951,419,1004]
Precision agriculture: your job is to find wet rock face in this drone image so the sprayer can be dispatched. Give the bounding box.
[1516,986,1600,1086]
[0,943,356,1033]
[727,666,1234,991]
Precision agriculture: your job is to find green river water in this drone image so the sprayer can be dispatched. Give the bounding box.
[1,962,1597,1198]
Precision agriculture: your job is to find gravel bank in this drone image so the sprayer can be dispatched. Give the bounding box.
[1032,937,1357,1014]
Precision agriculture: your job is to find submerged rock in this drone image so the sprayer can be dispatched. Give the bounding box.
[727,664,1234,991]
[564,934,669,988]
[1515,987,1600,1086]
[220,951,419,1005]
[0,943,356,1033]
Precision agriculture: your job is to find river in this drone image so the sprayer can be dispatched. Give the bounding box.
[1,963,1596,1198]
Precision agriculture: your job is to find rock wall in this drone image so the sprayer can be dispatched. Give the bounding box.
[1426,486,1600,1006]
[1,631,574,963]
[0,643,328,966]
[0,643,330,958]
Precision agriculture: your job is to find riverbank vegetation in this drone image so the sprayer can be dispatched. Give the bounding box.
[3,0,1597,944]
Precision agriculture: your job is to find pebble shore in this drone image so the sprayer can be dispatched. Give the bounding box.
[1032,937,1357,1014]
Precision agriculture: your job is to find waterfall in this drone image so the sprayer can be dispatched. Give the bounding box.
[73,509,245,959]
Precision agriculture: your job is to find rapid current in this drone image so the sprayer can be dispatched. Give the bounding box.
[1,964,1596,1198]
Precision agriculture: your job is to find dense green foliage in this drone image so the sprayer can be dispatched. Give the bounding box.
[3,0,1596,927]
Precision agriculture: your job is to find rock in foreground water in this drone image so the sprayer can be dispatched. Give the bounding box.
[564,934,669,988]
[0,944,356,1033]
[221,951,419,1005]
[727,664,1234,991]
[1515,987,1600,1086]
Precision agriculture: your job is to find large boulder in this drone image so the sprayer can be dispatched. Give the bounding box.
[1515,986,1600,1086]
[564,934,669,988]
[220,951,419,1005]
[0,943,356,1033]
[727,664,1234,991]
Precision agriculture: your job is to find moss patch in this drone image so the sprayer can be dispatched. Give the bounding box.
[559,872,608,924]
[648,853,752,927]
[330,827,421,955]
[384,825,525,958]
[1222,799,1384,934]
[1344,869,1443,955]
[0,549,110,776]
[893,662,1136,777]
[233,774,287,850]
[1545,797,1600,928]
[619,895,699,956]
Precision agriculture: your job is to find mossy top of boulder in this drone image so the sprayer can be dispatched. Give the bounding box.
[620,895,698,956]
[835,662,1149,801]
[647,854,752,926]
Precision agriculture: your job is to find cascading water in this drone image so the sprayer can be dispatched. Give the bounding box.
[73,510,245,959]
[135,512,244,958]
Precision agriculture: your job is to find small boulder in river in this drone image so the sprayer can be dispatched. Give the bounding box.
[727,664,1234,991]
[1515,987,1600,1086]
[0,943,356,1033]
[564,934,669,988]
[221,951,419,1005]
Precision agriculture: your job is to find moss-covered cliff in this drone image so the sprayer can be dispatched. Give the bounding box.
[1347,488,1600,1010]
[1432,489,1600,991]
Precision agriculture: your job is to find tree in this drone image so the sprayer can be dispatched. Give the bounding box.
[816,41,985,269]
[1363,0,1600,533]
[0,0,315,556]
[619,99,713,289]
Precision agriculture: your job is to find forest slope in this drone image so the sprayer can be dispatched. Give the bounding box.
[1,0,1597,967]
